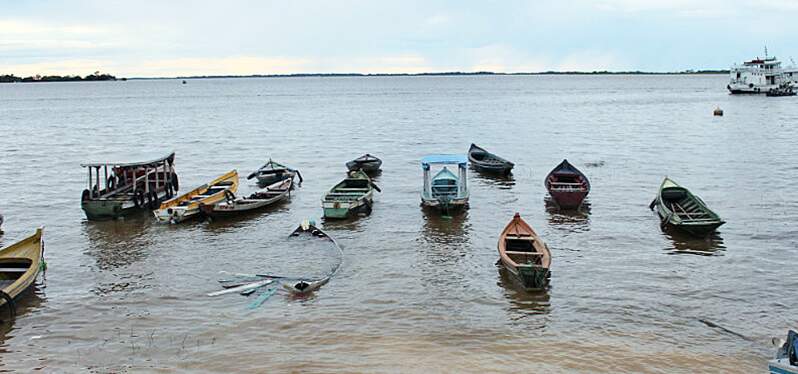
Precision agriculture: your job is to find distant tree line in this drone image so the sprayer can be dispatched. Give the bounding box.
[0,71,118,83]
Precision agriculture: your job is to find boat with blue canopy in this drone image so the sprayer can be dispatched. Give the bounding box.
[420,155,469,213]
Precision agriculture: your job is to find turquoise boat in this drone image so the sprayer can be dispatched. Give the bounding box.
[420,155,469,213]
[322,170,379,219]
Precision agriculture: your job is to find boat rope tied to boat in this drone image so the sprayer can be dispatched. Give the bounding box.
[0,290,16,320]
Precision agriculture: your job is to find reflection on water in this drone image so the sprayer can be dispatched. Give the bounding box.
[204,204,291,233]
[472,170,516,190]
[546,200,591,234]
[82,214,155,270]
[0,285,44,339]
[420,209,470,246]
[661,227,726,255]
[497,266,551,317]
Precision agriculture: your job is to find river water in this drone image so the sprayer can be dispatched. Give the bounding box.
[0,75,796,373]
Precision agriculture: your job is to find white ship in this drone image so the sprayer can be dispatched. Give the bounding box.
[727,54,791,94]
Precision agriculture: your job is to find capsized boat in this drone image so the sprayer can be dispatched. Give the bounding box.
[497,213,551,290]
[420,155,469,213]
[322,170,379,219]
[200,178,292,219]
[345,154,382,174]
[80,152,178,220]
[247,159,302,187]
[468,144,514,175]
[770,330,798,374]
[154,170,239,224]
[282,220,343,295]
[545,159,590,209]
[650,177,725,236]
[0,227,44,315]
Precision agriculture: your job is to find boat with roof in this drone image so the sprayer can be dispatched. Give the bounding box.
[420,155,469,213]
[728,49,795,94]
[154,170,239,224]
[80,152,178,220]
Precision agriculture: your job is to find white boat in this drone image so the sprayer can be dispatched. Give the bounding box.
[420,155,469,213]
[769,330,798,374]
[728,52,793,94]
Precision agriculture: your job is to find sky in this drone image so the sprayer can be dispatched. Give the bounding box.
[1,0,797,77]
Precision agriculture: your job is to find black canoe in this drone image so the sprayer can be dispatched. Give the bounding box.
[468,144,514,175]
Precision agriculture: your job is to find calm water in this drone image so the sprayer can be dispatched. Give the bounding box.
[0,75,796,373]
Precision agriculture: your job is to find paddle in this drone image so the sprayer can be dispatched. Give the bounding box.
[207,279,273,297]
[370,182,382,192]
[248,287,278,309]
[247,159,272,180]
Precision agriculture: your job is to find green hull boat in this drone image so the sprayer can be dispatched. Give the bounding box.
[322,170,379,219]
[650,177,725,236]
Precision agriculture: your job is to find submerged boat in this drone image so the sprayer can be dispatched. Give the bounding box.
[80,152,178,220]
[0,227,44,315]
[545,159,590,209]
[346,154,382,174]
[247,159,301,187]
[322,170,379,219]
[154,170,239,224]
[200,178,292,219]
[420,155,469,213]
[498,213,551,290]
[650,177,725,236]
[468,144,514,175]
[282,220,343,295]
[770,330,798,374]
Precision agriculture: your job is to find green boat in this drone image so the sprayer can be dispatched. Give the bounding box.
[80,152,178,221]
[650,177,725,236]
[322,170,379,219]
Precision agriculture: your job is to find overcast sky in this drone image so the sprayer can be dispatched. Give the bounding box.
[1,0,797,77]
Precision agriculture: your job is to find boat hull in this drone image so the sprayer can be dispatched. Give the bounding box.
[256,171,294,187]
[0,228,44,309]
[549,190,588,209]
[346,160,382,173]
[652,178,725,237]
[471,162,513,175]
[420,198,469,212]
[501,260,551,290]
[322,198,372,219]
[82,190,171,220]
[769,359,798,374]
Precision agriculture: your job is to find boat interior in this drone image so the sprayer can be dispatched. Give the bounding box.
[326,178,370,200]
[504,238,543,265]
[549,173,587,191]
[661,188,713,221]
[0,259,31,289]
[431,170,459,199]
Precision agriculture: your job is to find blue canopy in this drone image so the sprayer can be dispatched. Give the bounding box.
[421,154,467,167]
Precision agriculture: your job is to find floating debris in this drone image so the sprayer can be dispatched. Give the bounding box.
[713,107,724,116]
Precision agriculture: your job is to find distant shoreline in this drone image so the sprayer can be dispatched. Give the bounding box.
[1,70,729,83]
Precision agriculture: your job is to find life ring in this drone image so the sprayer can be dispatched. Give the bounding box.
[134,190,145,208]
[170,173,179,192]
[81,189,91,201]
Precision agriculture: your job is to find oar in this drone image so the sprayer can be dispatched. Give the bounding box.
[698,318,753,341]
[247,287,278,309]
[370,182,382,192]
[207,279,273,297]
[649,198,657,210]
[247,160,272,180]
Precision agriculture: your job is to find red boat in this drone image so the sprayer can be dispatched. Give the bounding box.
[545,159,590,209]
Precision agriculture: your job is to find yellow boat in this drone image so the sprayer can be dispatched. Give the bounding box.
[154,170,239,224]
[0,228,44,314]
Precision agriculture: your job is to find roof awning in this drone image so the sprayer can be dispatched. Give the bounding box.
[80,152,175,168]
[421,154,467,167]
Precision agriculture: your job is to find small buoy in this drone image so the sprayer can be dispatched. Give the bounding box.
[182,80,187,84]
[713,107,723,116]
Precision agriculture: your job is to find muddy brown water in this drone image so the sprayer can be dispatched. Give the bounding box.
[1,75,796,372]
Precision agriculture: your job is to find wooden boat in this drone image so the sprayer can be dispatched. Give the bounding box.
[346,154,382,174]
[497,213,551,290]
[200,178,292,219]
[0,227,44,315]
[322,170,379,219]
[650,177,725,236]
[420,155,469,213]
[80,152,178,220]
[247,159,302,187]
[282,220,342,295]
[154,170,239,224]
[468,144,514,175]
[545,159,590,209]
